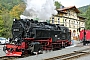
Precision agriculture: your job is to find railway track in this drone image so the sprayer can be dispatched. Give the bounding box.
[0,48,90,60]
[0,53,37,60]
[0,56,17,60]
[0,54,31,60]
[43,48,90,60]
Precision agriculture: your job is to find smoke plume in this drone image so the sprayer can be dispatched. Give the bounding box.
[21,0,57,20]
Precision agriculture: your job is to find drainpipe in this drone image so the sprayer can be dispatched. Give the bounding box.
[83,28,86,45]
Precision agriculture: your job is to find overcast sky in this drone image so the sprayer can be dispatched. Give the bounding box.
[55,0,90,8]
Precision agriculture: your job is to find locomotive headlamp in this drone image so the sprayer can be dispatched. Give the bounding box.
[13,18,17,21]
[55,35,57,37]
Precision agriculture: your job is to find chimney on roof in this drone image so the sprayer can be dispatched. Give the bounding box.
[60,6,64,9]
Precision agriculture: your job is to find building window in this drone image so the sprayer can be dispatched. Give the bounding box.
[64,19,67,26]
[58,18,60,24]
[73,21,75,28]
[68,10,70,16]
[52,17,54,23]
[63,18,64,23]
[77,22,78,28]
[69,20,71,28]
[74,13,76,18]
[79,22,80,27]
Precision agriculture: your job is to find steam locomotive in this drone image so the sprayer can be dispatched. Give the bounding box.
[3,18,71,56]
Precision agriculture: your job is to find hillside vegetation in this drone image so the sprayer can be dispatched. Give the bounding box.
[78,5,90,29]
[0,0,25,38]
[78,5,90,17]
[78,5,90,12]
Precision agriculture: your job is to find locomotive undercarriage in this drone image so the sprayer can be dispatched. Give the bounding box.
[3,38,71,56]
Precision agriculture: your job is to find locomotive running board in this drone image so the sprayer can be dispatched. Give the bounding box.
[6,52,22,56]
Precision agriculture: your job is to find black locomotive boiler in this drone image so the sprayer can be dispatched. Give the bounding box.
[3,19,71,56]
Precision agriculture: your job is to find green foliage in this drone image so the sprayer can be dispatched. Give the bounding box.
[10,4,25,19]
[78,5,90,29]
[2,12,13,38]
[78,5,90,17]
[78,11,86,17]
[0,16,4,37]
[55,1,62,9]
[78,5,90,13]
[0,0,24,10]
[0,0,25,38]
[85,6,90,29]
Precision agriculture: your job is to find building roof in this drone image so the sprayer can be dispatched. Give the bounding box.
[77,16,86,19]
[58,11,67,14]
[57,6,80,13]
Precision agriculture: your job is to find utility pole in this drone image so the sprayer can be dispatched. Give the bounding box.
[83,28,86,45]
[78,27,86,45]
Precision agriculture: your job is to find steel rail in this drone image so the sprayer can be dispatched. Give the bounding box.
[0,56,17,60]
[43,48,90,60]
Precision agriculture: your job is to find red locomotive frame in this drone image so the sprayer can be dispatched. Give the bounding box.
[5,38,71,56]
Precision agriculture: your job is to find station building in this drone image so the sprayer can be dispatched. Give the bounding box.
[50,6,86,40]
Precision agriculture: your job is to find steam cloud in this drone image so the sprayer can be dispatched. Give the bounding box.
[21,0,57,20]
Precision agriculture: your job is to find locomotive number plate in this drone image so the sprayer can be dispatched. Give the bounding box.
[13,29,19,31]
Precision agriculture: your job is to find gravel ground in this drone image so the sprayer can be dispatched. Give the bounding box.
[17,40,90,60]
[0,40,90,60]
[0,45,5,57]
[77,54,90,60]
[17,46,90,60]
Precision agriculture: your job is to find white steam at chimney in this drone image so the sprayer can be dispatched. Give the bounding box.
[21,0,57,20]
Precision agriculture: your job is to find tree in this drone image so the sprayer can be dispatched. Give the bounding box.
[85,6,90,29]
[9,3,25,19]
[0,16,4,37]
[55,1,62,9]
[0,0,25,38]
[78,10,86,17]
[0,0,24,10]
[2,12,13,38]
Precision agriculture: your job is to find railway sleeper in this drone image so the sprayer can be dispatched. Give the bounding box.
[61,53,88,60]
